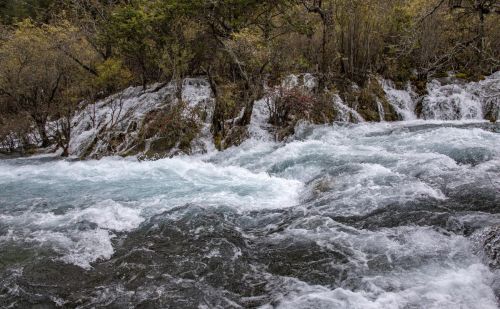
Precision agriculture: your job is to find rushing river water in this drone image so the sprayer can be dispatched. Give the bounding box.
[1,120,499,308]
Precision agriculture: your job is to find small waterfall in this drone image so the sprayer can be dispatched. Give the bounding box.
[70,78,217,158]
[333,95,365,123]
[282,73,318,91]
[481,72,500,120]
[382,73,499,121]
[376,99,385,122]
[70,82,177,157]
[303,73,318,91]
[421,80,484,120]
[182,78,217,154]
[248,97,274,141]
[381,79,417,120]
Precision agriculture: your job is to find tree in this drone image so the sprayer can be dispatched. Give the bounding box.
[151,0,294,135]
[105,3,160,88]
[0,20,99,155]
[448,0,500,52]
[0,0,55,24]
[298,0,336,89]
[412,0,499,76]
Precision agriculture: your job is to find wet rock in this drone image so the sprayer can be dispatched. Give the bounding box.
[221,125,249,149]
[474,225,500,269]
[70,79,214,159]
[344,77,400,122]
[259,238,350,287]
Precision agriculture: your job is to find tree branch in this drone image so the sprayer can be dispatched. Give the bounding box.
[418,0,446,23]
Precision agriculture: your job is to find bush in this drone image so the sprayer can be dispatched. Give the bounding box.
[94,58,133,94]
[270,88,317,127]
[268,87,336,140]
[0,114,34,153]
[139,101,201,158]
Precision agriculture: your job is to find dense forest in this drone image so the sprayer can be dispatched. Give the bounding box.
[0,0,499,156]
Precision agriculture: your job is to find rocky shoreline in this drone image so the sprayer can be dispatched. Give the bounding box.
[1,72,499,160]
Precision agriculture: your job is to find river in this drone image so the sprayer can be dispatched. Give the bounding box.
[0,120,499,308]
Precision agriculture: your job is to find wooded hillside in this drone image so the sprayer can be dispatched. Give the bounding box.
[1,0,499,155]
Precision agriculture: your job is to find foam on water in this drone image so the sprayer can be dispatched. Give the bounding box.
[211,120,499,215]
[0,199,143,232]
[263,221,497,309]
[271,263,496,309]
[29,229,115,269]
[0,155,303,269]
[0,120,499,307]
[422,80,484,120]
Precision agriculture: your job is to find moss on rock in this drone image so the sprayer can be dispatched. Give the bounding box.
[221,126,249,149]
[345,78,399,122]
[136,102,201,159]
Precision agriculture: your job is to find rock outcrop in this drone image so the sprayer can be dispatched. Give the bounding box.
[36,71,500,158]
[70,78,214,159]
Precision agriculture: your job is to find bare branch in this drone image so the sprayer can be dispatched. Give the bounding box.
[418,0,446,24]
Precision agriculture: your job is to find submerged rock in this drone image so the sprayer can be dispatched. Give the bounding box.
[473,225,500,270]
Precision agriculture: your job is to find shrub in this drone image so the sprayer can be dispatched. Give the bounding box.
[0,113,34,153]
[139,101,201,158]
[269,88,316,127]
[267,87,336,140]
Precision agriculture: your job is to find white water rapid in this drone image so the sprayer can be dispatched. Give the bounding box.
[1,118,499,308]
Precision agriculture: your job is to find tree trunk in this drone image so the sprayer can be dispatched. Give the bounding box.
[238,94,255,127]
[478,8,485,54]
[318,20,329,91]
[61,146,69,157]
[237,83,264,126]
[175,77,183,102]
[35,119,50,147]
[59,116,72,157]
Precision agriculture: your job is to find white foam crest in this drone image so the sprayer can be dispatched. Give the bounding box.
[0,156,303,211]
[70,200,144,232]
[1,120,498,273]
[0,157,141,183]
[272,263,497,309]
[0,200,143,232]
[144,158,303,210]
[27,229,115,269]
[210,121,498,215]
[204,137,279,174]
[312,163,445,215]
[267,224,497,309]
[0,200,143,269]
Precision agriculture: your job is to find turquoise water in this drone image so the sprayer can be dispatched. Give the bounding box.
[0,121,499,308]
